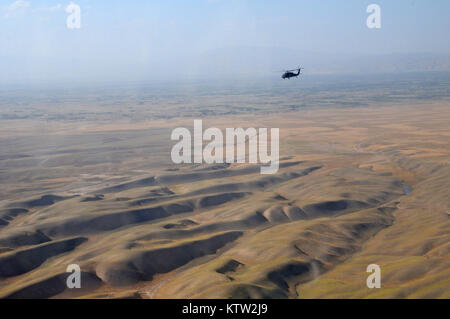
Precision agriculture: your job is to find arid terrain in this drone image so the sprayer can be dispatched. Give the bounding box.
[0,73,449,298]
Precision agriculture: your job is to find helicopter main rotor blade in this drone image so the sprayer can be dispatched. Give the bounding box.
[276,66,304,72]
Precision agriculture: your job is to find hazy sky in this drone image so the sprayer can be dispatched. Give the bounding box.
[1,0,449,84]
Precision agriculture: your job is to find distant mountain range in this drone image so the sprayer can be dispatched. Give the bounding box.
[1,47,449,85]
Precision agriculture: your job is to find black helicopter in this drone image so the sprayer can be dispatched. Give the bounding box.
[281,67,303,79]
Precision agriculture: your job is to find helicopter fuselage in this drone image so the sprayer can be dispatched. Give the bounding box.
[282,69,301,79]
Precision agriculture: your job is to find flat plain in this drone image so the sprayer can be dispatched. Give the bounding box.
[0,73,449,298]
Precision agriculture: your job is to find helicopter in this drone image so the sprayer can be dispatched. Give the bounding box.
[281,67,303,79]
